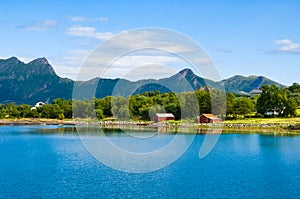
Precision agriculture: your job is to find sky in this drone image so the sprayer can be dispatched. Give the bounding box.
[0,0,299,85]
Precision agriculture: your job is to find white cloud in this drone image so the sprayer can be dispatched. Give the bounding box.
[49,50,91,79]
[267,39,300,54]
[99,17,108,22]
[108,65,178,81]
[49,48,191,81]
[63,29,214,80]
[69,16,86,22]
[67,26,114,40]
[98,30,196,54]
[66,28,195,52]
[69,16,108,22]
[18,20,57,31]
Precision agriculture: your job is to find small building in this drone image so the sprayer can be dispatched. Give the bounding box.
[154,113,175,122]
[249,89,262,95]
[197,114,222,123]
[30,101,45,110]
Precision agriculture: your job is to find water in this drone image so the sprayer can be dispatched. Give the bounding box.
[0,126,300,198]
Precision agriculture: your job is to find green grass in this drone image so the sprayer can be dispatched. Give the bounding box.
[224,117,300,125]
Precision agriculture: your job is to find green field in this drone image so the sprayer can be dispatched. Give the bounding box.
[224,117,299,125]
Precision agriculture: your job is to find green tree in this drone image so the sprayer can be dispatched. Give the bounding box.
[226,93,236,115]
[195,90,211,114]
[95,96,112,117]
[233,97,255,117]
[165,103,181,120]
[52,98,73,118]
[286,83,300,106]
[95,109,105,119]
[257,84,296,117]
[73,100,94,118]
[0,103,20,118]
[112,96,130,120]
[179,92,199,119]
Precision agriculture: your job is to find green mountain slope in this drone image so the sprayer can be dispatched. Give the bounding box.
[0,57,286,104]
[220,75,285,94]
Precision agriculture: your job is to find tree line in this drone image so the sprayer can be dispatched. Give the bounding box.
[0,83,299,120]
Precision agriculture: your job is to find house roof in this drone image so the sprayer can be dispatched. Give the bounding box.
[200,114,220,120]
[155,113,175,118]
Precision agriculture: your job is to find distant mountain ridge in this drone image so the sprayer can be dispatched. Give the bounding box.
[220,74,283,94]
[0,57,286,104]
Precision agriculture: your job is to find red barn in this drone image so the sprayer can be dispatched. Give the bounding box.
[197,114,222,123]
[154,113,175,122]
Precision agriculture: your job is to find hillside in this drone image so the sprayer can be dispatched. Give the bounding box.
[220,75,284,94]
[0,57,73,104]
[0,57,287,104]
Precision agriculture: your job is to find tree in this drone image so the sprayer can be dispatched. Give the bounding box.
[226,93,236,115]
[112,96,130,120]
[286,83,300,106]
[0,103,20,118]
[18,104,32,118]
[257,84,297,117]
[165,103,181,120]
[282,98,297,117]
[195,90,211,114]
[52,98,73,118]
[73,100,94,118]
[233,97,255,117]
[95,109,105,119]
[95,96,112,117]
[179,92,199,119]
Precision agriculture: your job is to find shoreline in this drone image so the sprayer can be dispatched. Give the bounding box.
[0,118,299,134]
[0,118,76,126]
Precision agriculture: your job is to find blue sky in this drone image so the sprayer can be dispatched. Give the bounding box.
[0,0,299,85]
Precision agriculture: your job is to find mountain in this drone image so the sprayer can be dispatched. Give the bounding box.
[220,75,285,94]
[0,57,286,104]
[0,57,73,104]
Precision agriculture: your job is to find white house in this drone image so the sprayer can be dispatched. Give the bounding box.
[30,102,45,110]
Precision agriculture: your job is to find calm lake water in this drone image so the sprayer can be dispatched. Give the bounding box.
[0,125,300,198]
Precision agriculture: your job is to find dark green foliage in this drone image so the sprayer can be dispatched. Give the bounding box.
[286,83,300,106]
[257,84,297,117]
[0,103,20,118]
[52,98,73,118]
[226,93,236,115]
[233,97,255,116]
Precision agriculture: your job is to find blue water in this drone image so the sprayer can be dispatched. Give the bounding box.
[1,126,300,198]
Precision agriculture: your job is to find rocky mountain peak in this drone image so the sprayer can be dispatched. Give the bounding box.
[26,57,56,76]
[28,57,49,65]
[179,68,194,77]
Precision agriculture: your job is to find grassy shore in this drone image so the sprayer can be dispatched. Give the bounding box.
[0,118,75,125]
[0,117,299,134]
[224,117,299,125]
[222,117,300,132]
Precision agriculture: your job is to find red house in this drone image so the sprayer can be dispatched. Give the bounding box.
[154,113,175,122]
[197,114,222,123]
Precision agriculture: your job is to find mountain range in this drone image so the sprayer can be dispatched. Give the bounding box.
[0,57,285,104]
